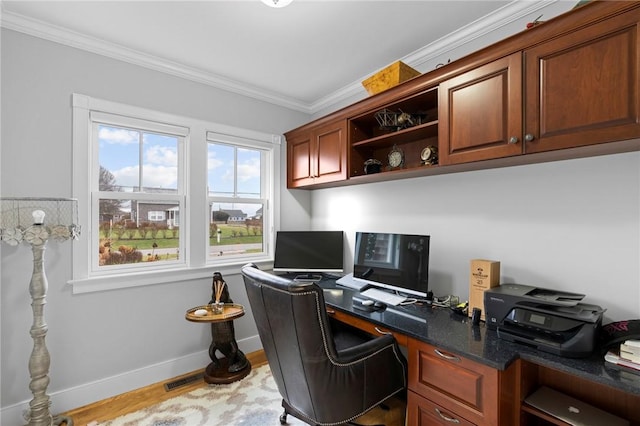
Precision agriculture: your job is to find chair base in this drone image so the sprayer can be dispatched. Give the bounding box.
[279,408,385,426]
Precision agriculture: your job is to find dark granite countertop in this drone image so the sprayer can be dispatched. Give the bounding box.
[317,278,640,396]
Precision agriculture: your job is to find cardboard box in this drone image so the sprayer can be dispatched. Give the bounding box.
[361,61,421,96]
[469,259,500,321]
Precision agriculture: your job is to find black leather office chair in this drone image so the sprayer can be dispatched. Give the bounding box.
[241,263,407,426]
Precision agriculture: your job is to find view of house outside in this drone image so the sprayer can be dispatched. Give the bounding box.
[97,124,265,266]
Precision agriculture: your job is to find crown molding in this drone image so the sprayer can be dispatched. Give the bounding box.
[310,0,556,114]
[404,0,553,69]
[0,7,312,113]
[1,1,556,115]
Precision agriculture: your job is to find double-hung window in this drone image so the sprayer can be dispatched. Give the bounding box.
[93,114,187,270]
[207,133,270,262]
[71,94,279,293]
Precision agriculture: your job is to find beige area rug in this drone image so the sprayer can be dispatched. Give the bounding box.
[100,364,405,426]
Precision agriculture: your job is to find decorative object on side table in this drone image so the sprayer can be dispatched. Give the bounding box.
[420,145,438,166]
[185,272,251,384]
[212,275,226,314]
[388,144,404,170]
[0,197,80,426]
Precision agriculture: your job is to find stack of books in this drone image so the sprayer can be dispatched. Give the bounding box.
[605,339,640,375]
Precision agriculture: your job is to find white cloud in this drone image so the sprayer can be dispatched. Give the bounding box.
[112,166,139,187]
[146,145,177,167]
[99,127,138,145]
[237,157,260,182]
[112,165,178,189]
[143,165,178,188]
[207,151,224,170]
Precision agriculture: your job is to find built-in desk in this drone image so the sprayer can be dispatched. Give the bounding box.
[316,277,640,425]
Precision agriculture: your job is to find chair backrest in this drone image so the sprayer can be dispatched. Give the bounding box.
[241,264,340,420]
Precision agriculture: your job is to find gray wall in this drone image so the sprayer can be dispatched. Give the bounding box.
[0,28,309,423]
[309,153,640,322]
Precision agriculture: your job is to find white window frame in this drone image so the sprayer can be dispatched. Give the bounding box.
[206,132,273,265]
[89,111,188,275]
[71,93,280,293]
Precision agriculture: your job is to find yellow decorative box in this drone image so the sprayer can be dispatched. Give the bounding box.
[362,61,421,96]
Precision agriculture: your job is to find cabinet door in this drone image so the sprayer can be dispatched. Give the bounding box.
[286,120,347,188]
[524,9,640,153]
[287,131,315,188]
[313,120,348,185]
[439,53,523,165]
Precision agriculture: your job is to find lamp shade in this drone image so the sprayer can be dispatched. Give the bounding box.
[260,0,293,8]
[0,197,80,245]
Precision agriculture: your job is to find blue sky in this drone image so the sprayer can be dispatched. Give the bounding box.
[99,124,263,216]
[98,125,178,191]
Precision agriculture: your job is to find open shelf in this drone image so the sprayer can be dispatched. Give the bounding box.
[349,87,439,179]
[521,404,571,426]
[351,120,438,149]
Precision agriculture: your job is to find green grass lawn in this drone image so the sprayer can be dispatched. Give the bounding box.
[102,224,262,250]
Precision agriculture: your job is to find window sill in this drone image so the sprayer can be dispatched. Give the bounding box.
[69,260,274,294]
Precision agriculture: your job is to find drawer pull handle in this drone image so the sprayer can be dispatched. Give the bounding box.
[374,327,392,335]
[326,308,336,315]
[435,408,460,423]
[434,349,460,362]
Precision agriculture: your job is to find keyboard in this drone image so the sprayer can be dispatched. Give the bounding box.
[360,288,406,306]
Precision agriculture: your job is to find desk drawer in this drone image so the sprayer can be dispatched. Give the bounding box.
[408,390,476,426]
[326,307,408,346]
[408,338,498,425]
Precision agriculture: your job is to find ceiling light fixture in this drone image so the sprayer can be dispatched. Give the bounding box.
[261,0,293,8]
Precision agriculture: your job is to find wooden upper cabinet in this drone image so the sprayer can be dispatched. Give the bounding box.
[284,3,640,188]
[524,9,640,153]
[438,53,523,165]
[286,119,347,188]
[287,131,314,188]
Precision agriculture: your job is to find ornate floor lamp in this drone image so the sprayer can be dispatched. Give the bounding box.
[0,198,80,426]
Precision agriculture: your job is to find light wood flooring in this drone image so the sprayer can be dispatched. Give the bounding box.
[60,351,267,426]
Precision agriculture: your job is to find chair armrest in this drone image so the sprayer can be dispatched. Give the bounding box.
[335,333,398,364]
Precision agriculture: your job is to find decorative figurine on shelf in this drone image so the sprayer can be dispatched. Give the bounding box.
[526,14,544,28]
[374,108,424,131]
[208,272,249,374]
[364,158,383,174]
[420,145,439,166]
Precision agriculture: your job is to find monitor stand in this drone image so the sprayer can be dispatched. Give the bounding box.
[293,273,323,283]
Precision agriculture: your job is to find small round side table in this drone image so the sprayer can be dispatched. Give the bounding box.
[185,303,251,384]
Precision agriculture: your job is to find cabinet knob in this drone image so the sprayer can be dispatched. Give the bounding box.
[525,133,535,142]
[508,136,519,144]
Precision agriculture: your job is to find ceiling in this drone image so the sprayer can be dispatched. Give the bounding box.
[1,1,560,113]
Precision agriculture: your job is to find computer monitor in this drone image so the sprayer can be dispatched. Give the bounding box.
[273,231,344,275]
[353,231,430,297]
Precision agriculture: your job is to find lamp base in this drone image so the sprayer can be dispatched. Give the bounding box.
[26,414,73,426]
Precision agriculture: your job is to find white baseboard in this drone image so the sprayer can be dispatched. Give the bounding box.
[1,335,262,426]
